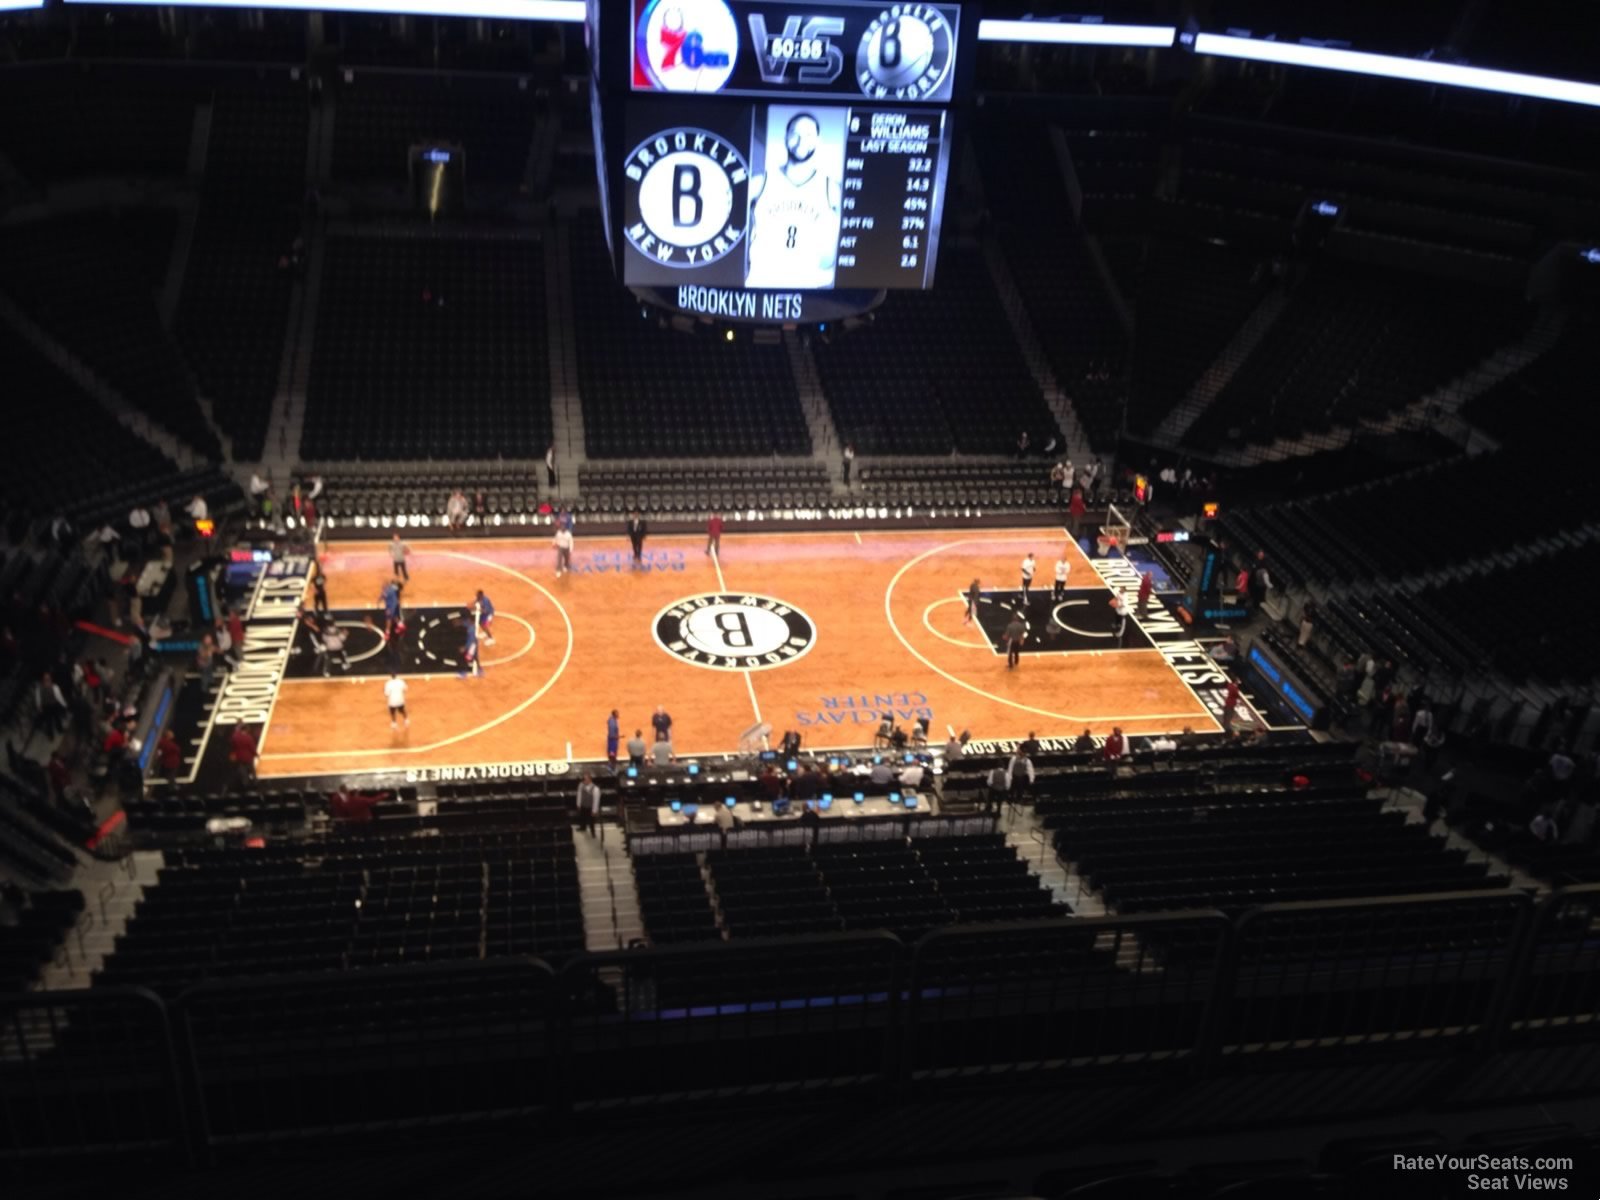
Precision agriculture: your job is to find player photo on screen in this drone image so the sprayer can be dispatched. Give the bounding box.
[743,104,848,290]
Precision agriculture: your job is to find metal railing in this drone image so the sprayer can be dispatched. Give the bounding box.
[9,887,1600,1165]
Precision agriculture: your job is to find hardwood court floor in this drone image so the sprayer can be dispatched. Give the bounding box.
[255,528,1219,778]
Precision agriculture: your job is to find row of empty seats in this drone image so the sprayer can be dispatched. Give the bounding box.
[570,214,813,459]
[636,835,1065,947]
[97,827,584,994]
[301,234,552,460]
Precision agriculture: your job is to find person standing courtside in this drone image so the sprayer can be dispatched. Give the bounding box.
[652,706,673,744]
[627,511,648,567]
[554,522,574,577]
[964,578,982,626]
[389,532,411,582]
[1136,569,1154,618]
[1019,552,1037,606]
[311,562,329,615]
[576,772,602,836]
[606,709,620,771]
[627,729,647,769]
[1004,611,1027,670]
[1068,486,1086,540]
[384,673,409,731]
[228,724,257,791]
[1052,552,1071,603]
[706,511,724,558]
[1109,596,1129,647]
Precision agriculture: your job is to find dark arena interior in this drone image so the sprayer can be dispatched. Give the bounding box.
[3,1,1600,1196]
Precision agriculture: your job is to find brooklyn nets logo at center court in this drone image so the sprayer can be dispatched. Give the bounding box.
[625,128,752,267]
[654,593,817,670]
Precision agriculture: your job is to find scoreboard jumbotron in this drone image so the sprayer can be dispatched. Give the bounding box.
[588,0,976,324]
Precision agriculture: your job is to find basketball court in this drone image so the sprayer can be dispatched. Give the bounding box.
[203,526,1228,783]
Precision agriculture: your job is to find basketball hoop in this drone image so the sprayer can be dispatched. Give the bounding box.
[1097,504,1133,557]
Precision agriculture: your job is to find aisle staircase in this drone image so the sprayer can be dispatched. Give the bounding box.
[573,824,644,951]
[546,223,585,495]
[981,233,1095,464]
[1153,284,1292,446]
[0,292,204,471]
[2,851,163,1063]
[782,330,845,485]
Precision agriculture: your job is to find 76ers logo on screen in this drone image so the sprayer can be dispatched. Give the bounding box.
[855,4,954,100]
[634,0,739,92]
[624,128,751,267]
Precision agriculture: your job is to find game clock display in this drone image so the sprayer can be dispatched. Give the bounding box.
[631,0,961,102]
[619,98,951,290]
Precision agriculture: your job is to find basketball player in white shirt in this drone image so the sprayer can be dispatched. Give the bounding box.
[1052,554,1071,603]
[745,112,842,289]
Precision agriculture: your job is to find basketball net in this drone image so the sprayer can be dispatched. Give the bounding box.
[1099,504,1133,557]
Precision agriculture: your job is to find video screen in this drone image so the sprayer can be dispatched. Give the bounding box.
[629,0,961,103]
[619,97,951,290]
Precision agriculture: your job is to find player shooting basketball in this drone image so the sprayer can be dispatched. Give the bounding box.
[745,109,844,290]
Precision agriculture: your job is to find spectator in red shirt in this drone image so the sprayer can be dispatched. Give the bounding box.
[225,608,246,665]
[156,729,182,782]
[328,789,378,822]
[1101,727,1126,764]
[229,726,257,791]
[706,512,724,558]
[1136,570,1154,617]
[1068,487,1086,538]
[1221,679,1242,731]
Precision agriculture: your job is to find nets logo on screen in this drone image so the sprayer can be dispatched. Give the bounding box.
[634,0,740,92]
[855,4,954,99]
[624,128,751,267]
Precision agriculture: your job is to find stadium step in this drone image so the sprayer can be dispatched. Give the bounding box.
[1004,825,1079,912]
[0,291,207,472]
[980,231,1094,464]
[546,222,586,491]
[1155,283,1293,446]
[781,329,844,477]
[10,851,165,1059]
[574,828,644,951]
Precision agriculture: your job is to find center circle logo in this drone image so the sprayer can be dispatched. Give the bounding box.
[635,0,740,93]
[654,593,816,671]
[855,4,953,99]
[624,128,751,267]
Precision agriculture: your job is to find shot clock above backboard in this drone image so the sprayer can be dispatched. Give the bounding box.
[630,0,962,102]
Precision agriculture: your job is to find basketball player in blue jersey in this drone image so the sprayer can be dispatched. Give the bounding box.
[459,615,484,678]
[745,111,843,290]
[472,589,495,646]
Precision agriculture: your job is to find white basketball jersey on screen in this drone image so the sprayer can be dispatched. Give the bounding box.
[745,167,840,289]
